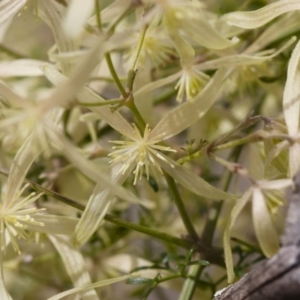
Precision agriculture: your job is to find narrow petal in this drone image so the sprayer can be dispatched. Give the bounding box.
[157,154,237,200]
[283,40,300,175]
[244,12,300,54]
[284,40,300,135]
[0,0,26,24]
[72,187,112,247]
[48,127,153,209]
[39,0,76,76]
[41,64,136,139]
[72,164,132,247]
[167,28,195,68]
[264,140,289,176]
[63,0,95,38]
[252,188,280,257]
[27,215,78,235]
[0,252,12,300]
[224,0,300,29]
[40,38,104,113]
[0,79,26,107]
[0,59,46,77]
[49,235,99,300]
[134,72,181,99]
[3,135,41,209]
[149,68,227,141]
[288,144,300,177]
[47,273,133,300]
[223,189,252,283]
[258,179,293,190]
[196,37,296,71]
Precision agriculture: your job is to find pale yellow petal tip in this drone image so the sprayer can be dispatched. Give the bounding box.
[231,37,240,44]
[140,199,156,209]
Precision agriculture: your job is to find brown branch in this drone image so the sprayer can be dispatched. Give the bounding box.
[214,171,300,300]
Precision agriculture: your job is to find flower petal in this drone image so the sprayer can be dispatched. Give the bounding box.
[196,37,296,71]
[27,215,78,235]
[224,0,300,29]
[48,127,153,209]
[157,154,237,200]
[244,12,300,54]
[63,0,95,38]
[41,64,135,139]
[283,40,300,175]
[39,0,76,75]
[0,252,12,300]
[252,187,280,257]
[223,189,252,283]
[0,0,26,24]
[0,79,26,107]
[284,40,300,136]
[3,135,41,209]
[149,68,227,141]
[258,179,293,190]
[49,235,99,300]
[72,164,133,247]
[134,71,181,99]
[0,59,46,77]
[167,27,195,68]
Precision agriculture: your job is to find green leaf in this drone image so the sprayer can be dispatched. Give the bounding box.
[187,260,210,266]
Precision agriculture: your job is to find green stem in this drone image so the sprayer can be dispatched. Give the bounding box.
[178,254,203,300]
[126,95,146,130]
[164,172,198,240]
[129,25,148,72]
[105,214,191,250]
[95,0,127,98]
[0,168,193,251]
[105,53,127,98]
[95,0,102,32]
[78,98,124,107]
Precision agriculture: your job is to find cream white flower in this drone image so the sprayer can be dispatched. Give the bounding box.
[223,179,293,283]
[44,65,238,247]
[151,0,236,50]
[175,66,209,102]
[0,183,44,254]
[109,123,176,184]
[125,27,174,68]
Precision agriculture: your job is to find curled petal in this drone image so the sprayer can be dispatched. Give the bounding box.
[283,40,300,175]
[252,188,280,258]
[0,0,26,24]
[0,60,46,77]
[63,0,95,38]
[224,0,300,29]
[224,189,252,283]
[49,235,99,300]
